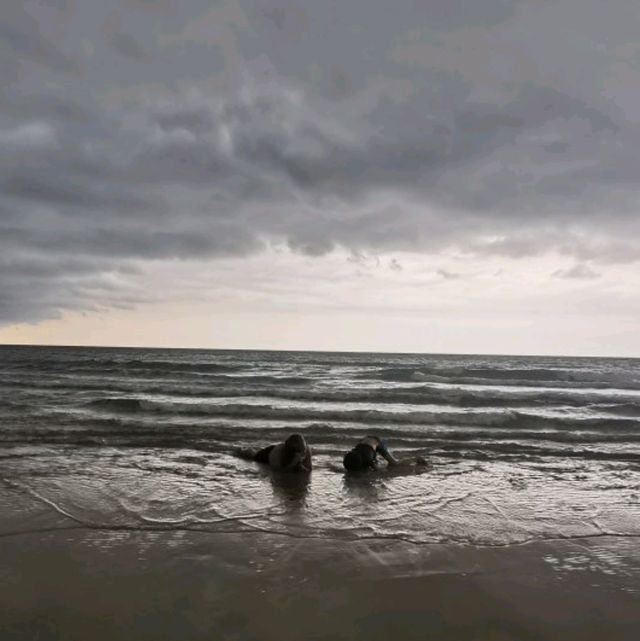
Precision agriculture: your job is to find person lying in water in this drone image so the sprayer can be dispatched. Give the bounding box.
[237,433,312,472]
[342,436,398,472]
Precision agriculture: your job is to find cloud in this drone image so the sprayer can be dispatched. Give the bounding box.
[0,254,149,324]
[1,0,640,325]
[0,4,79,74]
[553,264,601,280]
[109,33,149,60]
[437,268,462,280]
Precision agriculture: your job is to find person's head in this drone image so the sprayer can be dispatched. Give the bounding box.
[343,444,376,472]
[280,433,309,471]
[284,433,307,454]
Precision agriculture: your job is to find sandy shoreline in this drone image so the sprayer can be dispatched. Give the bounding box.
[2,520,639,641]
[2,479,639,640]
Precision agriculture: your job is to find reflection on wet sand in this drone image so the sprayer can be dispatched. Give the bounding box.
[3,524,639,641]
[342,473,385,501]
[264,469,311,510]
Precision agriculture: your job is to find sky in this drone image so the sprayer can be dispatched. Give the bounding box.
[1,0,639,356]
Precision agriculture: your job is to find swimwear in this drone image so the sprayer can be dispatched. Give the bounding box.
[343,442,377,472]
[254,444,275,464]
[254,442,312,471]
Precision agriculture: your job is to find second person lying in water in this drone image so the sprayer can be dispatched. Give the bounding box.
[343,436,398,472]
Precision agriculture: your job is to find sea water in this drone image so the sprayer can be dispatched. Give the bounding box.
[1,345,639,555]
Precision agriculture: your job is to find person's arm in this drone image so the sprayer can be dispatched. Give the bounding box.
[234,447,257,461]
[282,448,312,472]
[376,440,398,466]
[299,448,312,471]
[255,444,276,464]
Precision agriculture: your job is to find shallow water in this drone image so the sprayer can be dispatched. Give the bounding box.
[1,345,640,549]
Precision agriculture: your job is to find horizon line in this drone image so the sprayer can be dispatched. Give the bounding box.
[1,342,638,361]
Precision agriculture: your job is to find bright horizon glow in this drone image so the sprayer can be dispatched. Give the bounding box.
[1,248,638,358]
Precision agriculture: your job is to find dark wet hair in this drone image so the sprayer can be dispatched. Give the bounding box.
[343,443,376,472]
[284,433,306,453]
[281,433,308,468]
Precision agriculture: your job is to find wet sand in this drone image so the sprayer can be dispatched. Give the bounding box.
[2,522,639,641]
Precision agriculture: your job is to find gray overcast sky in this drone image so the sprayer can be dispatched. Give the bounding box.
[1,0,639,355]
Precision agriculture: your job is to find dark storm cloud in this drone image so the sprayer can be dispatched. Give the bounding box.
[2,94,92,125]
[1,0,640,323]
[109,32,149,60]
[3,174,156,213]
[153,108,215,135]
[0,4,79,74]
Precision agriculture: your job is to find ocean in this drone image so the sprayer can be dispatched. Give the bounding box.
[2,344,639,544]
[2,345,640,640]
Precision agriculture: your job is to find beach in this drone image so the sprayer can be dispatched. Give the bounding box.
[1,345,639,639]
[2,488,639,641]
[4,0,640,636]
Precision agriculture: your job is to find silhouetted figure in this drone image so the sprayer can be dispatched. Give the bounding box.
[343,436,397,472]
[238,433,312,472]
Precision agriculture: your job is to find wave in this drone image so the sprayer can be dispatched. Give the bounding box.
[4,357,243,373]
[234,386,640,409]
[427,440,640,463]
[14,374,640,411]
[0,400,31,412]
[83,397,640,432]
[11,413,640,444]
[4,418,640,466]
[371,367,640,390]
[86,398,147,413]
[591,402,640,418]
